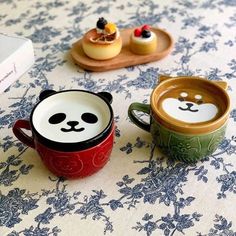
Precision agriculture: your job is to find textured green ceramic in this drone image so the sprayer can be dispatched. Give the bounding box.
[128,103,227,162]
[150,118,226,162]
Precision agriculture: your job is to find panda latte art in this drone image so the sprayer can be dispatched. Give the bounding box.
[48,112,98,133]
[32,91,111,143]
[162,91,219,123]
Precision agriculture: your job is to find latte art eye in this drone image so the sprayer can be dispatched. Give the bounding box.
[195,94,202,100]
[81,112,98,124]
[195,94,203,105]
[178,97,185,101]
[197,100,203,105]
[178,92,188,101]
[49,113,66,124]
[180,92,188,98]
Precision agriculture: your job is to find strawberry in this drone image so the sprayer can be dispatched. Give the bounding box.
[134,28,142,37]
[142,24,150,31]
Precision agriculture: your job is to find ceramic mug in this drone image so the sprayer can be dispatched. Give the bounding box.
[13,89,114,178]
[128,75,230,162]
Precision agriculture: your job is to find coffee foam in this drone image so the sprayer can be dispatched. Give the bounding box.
[156,86,226,126]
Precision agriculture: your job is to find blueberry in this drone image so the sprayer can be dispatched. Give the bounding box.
[142,29,151,38]
[96,17,107,30]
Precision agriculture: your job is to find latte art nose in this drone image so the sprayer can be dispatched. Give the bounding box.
[67,121,79,127]
[185,102,193,108]
[61,120,85,133]
[179,102,198,112]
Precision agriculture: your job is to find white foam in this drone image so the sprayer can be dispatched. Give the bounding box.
[162,98,218,123]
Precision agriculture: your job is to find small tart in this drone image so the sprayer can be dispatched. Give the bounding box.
[130,29,157,55]
[82,29,122,60]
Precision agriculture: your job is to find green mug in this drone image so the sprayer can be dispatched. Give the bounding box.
[128,75,230,162]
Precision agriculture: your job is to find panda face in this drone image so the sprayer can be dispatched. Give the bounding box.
[48,112,98,133]
[32,91,112,143]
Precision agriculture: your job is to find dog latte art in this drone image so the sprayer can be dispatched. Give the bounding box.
[128,75,230,162]
[161,91,219,123]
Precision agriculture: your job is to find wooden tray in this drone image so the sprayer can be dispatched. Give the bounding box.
[70,28,174,72]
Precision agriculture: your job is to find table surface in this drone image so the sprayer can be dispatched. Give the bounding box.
[1,0,236,235]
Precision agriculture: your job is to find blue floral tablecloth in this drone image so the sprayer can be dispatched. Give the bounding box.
[1,0,236,235]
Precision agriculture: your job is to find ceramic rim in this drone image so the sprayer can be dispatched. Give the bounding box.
[151,77,230,134]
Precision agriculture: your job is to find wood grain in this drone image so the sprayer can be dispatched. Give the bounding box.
[70,28,174,72]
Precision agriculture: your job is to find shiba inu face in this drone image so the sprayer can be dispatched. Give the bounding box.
[161,89,219,123]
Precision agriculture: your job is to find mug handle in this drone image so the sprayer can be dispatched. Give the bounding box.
[128,103,151,132]
[12,120,35,149]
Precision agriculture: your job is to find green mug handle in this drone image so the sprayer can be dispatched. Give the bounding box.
[128,103,151,132]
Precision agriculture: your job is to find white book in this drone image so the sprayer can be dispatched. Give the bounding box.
[0,33,35,93]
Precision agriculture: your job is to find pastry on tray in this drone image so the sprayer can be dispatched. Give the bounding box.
[130,25,157,55]
[82,17,122,60]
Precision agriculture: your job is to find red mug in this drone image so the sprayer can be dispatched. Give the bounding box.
[13,90,114,179]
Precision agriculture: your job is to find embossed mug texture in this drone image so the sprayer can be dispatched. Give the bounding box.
[128,76,230,162]
[13,90,114,178]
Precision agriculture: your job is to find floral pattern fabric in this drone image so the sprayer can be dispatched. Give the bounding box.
[1,0,236,235]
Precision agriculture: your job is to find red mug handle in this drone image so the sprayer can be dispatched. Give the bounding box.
[13,120,35,149]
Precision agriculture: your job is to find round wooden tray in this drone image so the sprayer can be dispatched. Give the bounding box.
[70,28,174,72]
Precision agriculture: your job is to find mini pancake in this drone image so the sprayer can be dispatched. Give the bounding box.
[82,28,122,60]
